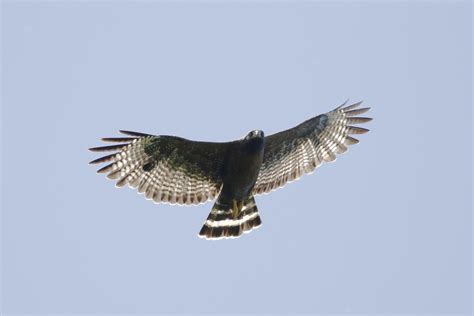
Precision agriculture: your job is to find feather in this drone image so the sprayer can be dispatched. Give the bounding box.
[89,144,128,152]
[119,130,151,137]
[97,163,115,174]
[344,136,360,145]
[347,126,370,134]
[89,153,117,164]
[334,99,350,110]
[101,137,136,143]
[341,101,363,112]
[346,117,373,124]
[345,107,371,117]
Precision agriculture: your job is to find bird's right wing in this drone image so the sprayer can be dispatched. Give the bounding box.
[253,101,372,195]
[89,131,230,205]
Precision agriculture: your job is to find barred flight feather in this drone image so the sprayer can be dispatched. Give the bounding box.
[253,101,372,195]
[101,137,137,143]
[89,133,225,206]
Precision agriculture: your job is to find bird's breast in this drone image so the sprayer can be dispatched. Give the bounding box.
[221,144,264,200]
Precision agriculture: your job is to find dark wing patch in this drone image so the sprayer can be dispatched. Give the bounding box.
[90,131,228,205]
[253,101,372,195]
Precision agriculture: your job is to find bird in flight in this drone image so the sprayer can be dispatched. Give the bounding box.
[89,101,371,240]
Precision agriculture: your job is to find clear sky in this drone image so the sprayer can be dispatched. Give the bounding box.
[2,1,472,315]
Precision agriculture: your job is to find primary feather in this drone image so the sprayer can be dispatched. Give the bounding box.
[253,101,371,194]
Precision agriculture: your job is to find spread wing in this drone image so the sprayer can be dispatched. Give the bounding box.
[253,101,372,195]
[89,131,229,205]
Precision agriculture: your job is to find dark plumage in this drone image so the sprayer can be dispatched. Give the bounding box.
[89,101,372,240]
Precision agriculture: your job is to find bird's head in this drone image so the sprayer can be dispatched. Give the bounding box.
[244,130,265,141]
[243,130,265,152]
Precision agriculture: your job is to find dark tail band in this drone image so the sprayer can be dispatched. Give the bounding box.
[198,196,262,240]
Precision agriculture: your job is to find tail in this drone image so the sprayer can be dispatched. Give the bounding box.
[198,196,262,240]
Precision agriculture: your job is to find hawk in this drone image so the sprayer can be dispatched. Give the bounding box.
[89,101,371,240]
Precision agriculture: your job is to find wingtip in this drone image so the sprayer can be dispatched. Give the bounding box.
[349,100,364,108]
[335,99,350,110]
[335,100,365,112]
[101,137,136,143]
[88,146,105,152]
[347,126,370,134]
[119,130,151,137]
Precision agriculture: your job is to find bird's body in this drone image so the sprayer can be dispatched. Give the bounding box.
[89,101,372,240]
[220,131,264,201]
[199,130,265,238]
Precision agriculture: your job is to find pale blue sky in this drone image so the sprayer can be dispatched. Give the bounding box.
[1,1,472,314]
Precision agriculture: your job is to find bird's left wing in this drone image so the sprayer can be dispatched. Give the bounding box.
[89,131,230,205]
[253,101,372,195]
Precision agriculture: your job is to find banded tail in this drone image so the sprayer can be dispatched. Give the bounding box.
[198,196,262,240]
